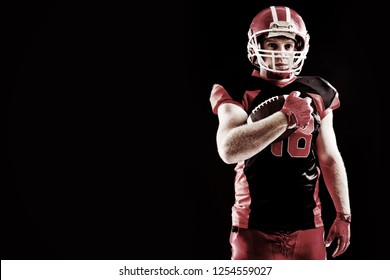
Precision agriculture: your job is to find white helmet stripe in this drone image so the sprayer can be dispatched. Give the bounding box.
[270,6,291,23]
[285,7,291,22]
[270,6,278,21]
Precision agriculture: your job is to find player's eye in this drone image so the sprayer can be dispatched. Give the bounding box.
[284,44,295,50]
[265,42,277,49]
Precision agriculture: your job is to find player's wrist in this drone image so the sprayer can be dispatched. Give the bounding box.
[335,212,352,223]
[280,108,297,129]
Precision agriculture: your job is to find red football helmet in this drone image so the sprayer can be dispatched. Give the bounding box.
[247,6,310,75]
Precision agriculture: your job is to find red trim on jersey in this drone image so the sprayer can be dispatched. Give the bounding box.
[251,69,297,87]
[313,166,324,228]
[232,161,251,228]
[308,92,340,119]
[210,84,244,114]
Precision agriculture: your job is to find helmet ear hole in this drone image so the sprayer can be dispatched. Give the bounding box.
[257,34,267,47]
[295,36,304,51]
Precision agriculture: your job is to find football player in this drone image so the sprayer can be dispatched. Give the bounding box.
[210,5,351,260]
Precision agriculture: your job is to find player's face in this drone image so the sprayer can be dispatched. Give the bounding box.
[261,37,297,71]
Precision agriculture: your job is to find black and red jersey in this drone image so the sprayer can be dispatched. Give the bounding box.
[210,71,340,231]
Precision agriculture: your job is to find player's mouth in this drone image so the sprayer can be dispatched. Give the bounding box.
[275,64,289,70]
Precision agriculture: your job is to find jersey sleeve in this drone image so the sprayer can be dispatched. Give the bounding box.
[297,76,340,119]
[309,91,340,119]
[210,84,244,115]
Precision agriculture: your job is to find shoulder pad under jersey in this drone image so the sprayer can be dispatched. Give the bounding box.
[291,76,338,109]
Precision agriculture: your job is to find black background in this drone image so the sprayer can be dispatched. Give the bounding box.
[5,1,388,260]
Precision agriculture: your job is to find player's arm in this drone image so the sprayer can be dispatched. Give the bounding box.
[316,111,351,257]
[216,102,288,164]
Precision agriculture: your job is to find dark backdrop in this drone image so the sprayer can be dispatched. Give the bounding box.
[6,1,387,260]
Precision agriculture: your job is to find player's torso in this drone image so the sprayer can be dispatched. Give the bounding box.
[230,75,337,230]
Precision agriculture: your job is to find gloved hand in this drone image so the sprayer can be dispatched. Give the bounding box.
[280,91,313,129]
[325,212,351,258]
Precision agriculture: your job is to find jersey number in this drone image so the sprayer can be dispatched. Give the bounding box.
[271,118,314,158]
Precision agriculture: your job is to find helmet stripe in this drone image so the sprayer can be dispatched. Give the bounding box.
[270,6,292,23]
[270,6,278,22]
[285,7,291,23]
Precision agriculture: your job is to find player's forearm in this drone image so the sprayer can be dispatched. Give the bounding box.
[217,112,288,164]
[320,155,351,214]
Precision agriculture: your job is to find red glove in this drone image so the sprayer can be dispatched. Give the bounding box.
[280,91,313,129]
[325,212,351,258]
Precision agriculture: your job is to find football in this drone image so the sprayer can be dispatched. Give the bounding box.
[247,95,297,142]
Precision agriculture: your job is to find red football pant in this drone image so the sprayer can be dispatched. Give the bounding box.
[230,226,326,260]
